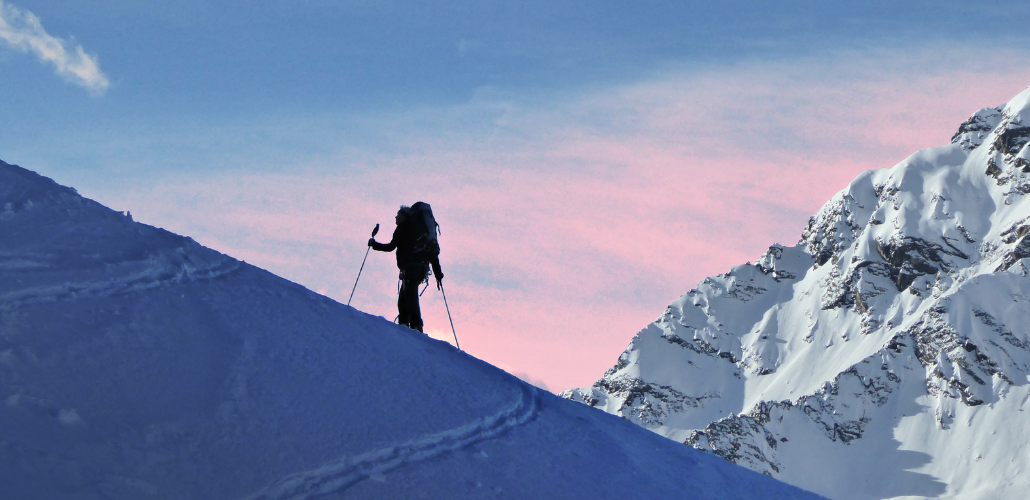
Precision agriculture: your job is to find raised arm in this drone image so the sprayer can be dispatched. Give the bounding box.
[369,227,400,252]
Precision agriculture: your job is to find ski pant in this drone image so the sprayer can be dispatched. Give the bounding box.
[398,263,428,332]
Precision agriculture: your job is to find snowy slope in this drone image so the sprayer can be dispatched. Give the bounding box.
[0,160,824,499]
[563,86,1030,500]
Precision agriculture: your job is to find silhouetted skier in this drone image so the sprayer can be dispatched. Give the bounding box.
[369,205,443,333]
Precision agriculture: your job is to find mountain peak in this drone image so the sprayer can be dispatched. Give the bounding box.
[563,84,1030,500]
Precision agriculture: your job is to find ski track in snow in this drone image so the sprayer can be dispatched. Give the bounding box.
[243,384,541,500]
[0,257,241,305]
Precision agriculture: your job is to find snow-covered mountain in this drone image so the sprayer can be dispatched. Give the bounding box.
[562,86,1030,500]
[0,160,824,499]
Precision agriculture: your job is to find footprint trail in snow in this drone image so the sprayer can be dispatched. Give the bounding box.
[245,384,540,500]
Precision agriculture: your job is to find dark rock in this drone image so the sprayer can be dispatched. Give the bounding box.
[951,107,1003,150]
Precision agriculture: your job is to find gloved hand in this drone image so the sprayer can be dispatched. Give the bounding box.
[368,238,375,247]
[436,275,444,290]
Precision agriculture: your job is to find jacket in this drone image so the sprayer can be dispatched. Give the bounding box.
[370,222,443,279]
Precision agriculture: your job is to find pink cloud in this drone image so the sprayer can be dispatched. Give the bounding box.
[98,46,1030,392]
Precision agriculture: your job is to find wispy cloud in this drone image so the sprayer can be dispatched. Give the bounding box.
[0,1,109,94]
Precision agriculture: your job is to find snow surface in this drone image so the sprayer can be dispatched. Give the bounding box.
[0,161,824,499]
[564,85,1030,500]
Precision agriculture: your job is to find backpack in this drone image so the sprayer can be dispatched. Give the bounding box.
[409,201,440,257]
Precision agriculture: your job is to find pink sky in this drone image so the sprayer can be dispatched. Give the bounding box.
[91,47,1030,392]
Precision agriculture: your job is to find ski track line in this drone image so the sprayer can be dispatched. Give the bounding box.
[0,256,240,306]
[244,384,541,500]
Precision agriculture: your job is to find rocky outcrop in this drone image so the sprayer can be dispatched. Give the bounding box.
[951,107,1003,151]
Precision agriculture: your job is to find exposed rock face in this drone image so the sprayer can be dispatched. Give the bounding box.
[562,86,1030,500]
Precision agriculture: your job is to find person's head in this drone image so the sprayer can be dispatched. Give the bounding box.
[395,206,410,224]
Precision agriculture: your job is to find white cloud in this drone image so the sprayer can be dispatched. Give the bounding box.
[0,1,109,94]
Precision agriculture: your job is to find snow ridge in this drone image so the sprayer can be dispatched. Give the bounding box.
[245,384,541,500]
[0,158,831,499]
[0,157,244,306]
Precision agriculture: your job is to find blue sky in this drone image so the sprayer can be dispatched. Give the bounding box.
[6,1,1028,135]
[3,1,1030,390]
[4,1,1027,168]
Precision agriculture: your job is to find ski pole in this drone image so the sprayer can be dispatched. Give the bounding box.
[347,224,379,306]
[439,281,460,350]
